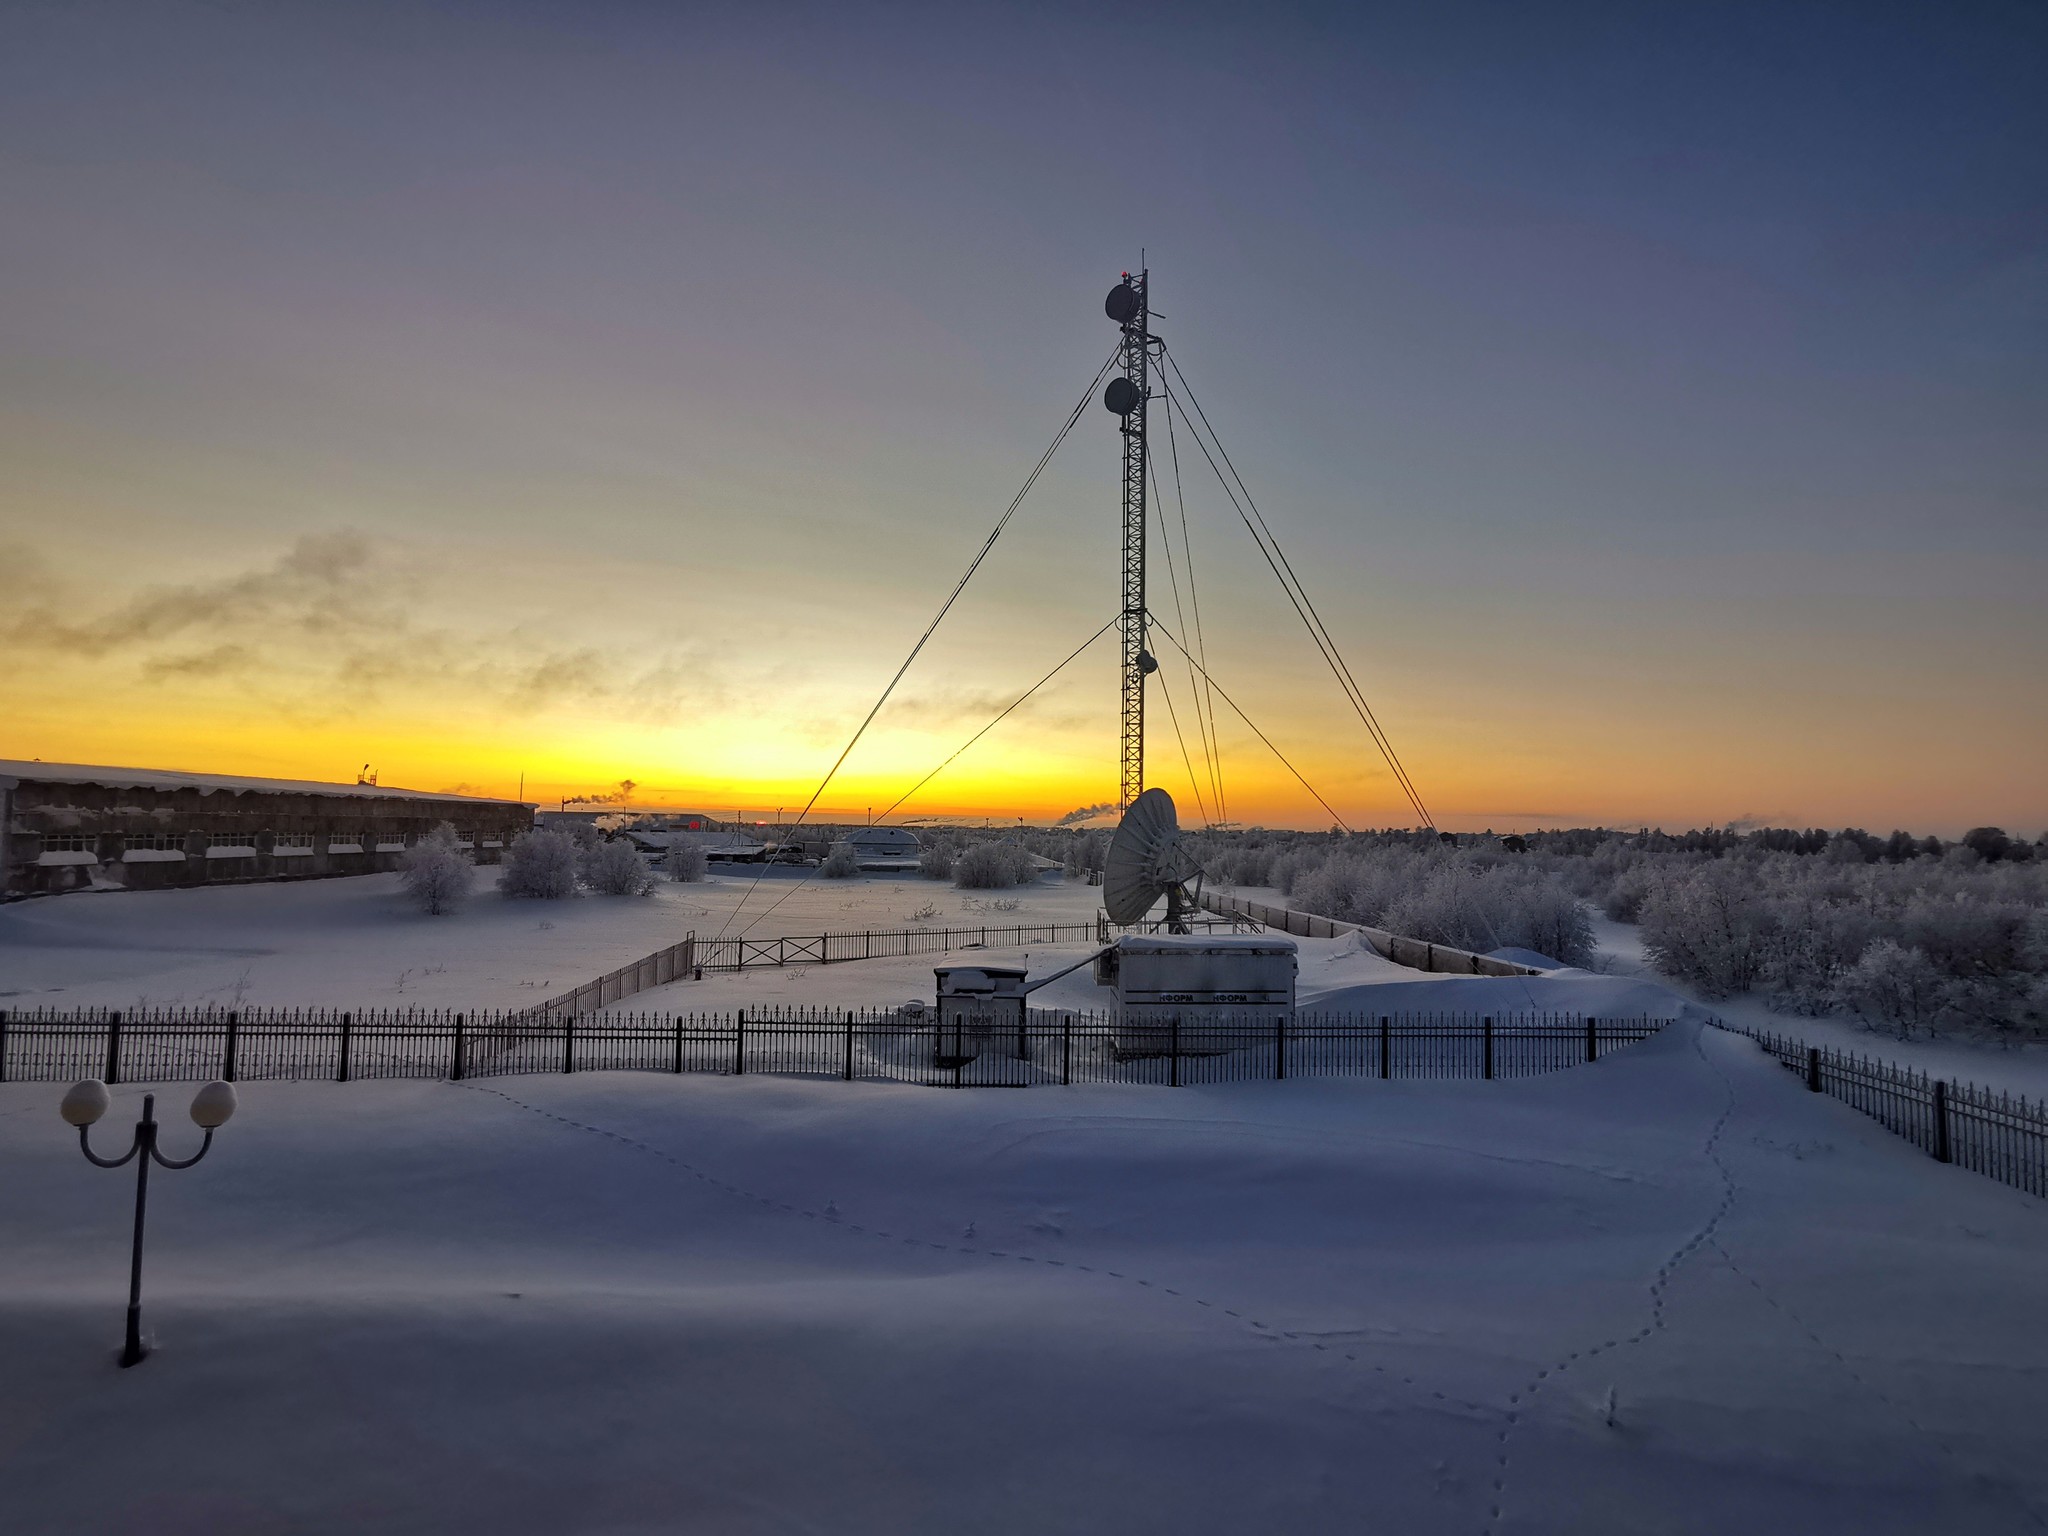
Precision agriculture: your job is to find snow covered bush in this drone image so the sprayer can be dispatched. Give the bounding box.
[500,827,581,900]
[1637,865,1776,996]
[821,844,862,879]
[952,841,1040,889]
[666,834,708,883]
[400,823,473,916]
[1832,940,1952,1038]
[1601,864,1656,923]
[918,840,955,881]
[582,837,656,896]
[1174,820,2048,1037]
[1206,837,1596,967]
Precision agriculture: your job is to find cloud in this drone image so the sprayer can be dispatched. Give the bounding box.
[4,532,725,723]
[140,644,258,680]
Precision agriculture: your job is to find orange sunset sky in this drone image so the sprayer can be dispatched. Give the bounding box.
[3,7,2042,836]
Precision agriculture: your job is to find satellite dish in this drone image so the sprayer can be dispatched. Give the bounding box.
[1104,376,1141,416]
[1104,788,1204,931]
[1105,282,1141,325]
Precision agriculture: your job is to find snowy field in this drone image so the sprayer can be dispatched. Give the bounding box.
[0,867,1109,1012]
[3,1018,2045,1534]
[0,868,1689,1022]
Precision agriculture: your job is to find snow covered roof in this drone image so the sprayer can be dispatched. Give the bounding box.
[1113,934,1299,955]
[0,760,532,807]
[844,827,922,850]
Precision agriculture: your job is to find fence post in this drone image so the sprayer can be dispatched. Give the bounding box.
[1807,1046,1821,1092]
[1933,1079,1952,1163]
[105,1010,123,1086]
[1379,1015,1390,1080]
[1275,1015,1286,1080]
[734,1010,745,1075]
[562,1015,575,1075]
[674,1013,685,1074]
[844,1010,855,1081]
[1483,1016,1494,1080]
[1062,1014,1072,1086]
[1170,1018,1180,1087]
[1585,1016,1597,1064]
[223,1010,240,1083]
[338,1012,353,1082]
[452,1014,466,1081]
[0,1008,10,1084]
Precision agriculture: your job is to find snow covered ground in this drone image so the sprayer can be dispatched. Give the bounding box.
[0,867,1107,1012]
[3,1018,2044,1534]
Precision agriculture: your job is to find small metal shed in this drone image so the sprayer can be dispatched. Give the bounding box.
[933,964,1030,1067]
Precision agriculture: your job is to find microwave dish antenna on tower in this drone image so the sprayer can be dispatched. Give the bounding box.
[1103,788,1203,931]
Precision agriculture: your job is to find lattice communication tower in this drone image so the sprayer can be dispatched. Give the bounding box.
[1103,270,1154,809]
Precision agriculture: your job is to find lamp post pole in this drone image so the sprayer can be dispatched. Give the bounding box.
[65,1079,236,1368]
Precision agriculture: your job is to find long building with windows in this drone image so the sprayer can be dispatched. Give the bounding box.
[0,761,533,898]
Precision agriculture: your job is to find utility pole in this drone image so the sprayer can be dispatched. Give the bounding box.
[1104,268,1153,809]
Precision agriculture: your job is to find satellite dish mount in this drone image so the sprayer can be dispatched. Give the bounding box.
[1104,788,1203,933]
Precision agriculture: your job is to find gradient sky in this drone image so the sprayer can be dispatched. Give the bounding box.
[2,2,2042,834]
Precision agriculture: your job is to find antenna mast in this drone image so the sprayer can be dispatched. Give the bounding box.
[1104,269,1153,808]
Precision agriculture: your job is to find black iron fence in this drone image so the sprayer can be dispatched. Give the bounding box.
[1729,1024,2046,1199]
[693,922,1103,972]
[0,1006,1662,1091]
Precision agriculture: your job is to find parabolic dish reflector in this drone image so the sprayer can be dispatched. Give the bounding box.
[1104,788,1186,925]
[1103,376,1141,416]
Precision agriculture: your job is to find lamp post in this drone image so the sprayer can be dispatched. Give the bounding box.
[61,1078,237,1368]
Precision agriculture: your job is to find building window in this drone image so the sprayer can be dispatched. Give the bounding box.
[273,833,315,851]
[38,832,95,853]
[125,832,184,852]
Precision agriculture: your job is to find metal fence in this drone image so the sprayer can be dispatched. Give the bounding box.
[1729,1025,2046,1199]
[692,922,1104,972]
[525,916,1257,1021]
[0,1006,1663,1091]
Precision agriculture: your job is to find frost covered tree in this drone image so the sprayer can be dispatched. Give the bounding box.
[1833,940,1952,1038]
[666,834,708,883]
[918,839,955,881]
[1638,866,1776,996]
[500,827,580,899]
[821,844,862,879]
[400,822,474,916]
[953,841,1039,889]
[582,837,657,896]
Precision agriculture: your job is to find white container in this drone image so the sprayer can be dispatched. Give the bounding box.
[1106,935,1297,1056]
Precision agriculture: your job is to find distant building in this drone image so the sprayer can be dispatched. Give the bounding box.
[834,826,923,871]
[0,761,533,899]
